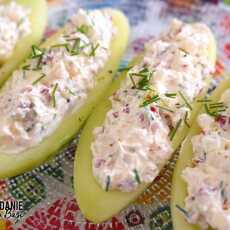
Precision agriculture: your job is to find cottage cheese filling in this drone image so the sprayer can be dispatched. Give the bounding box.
[92,19,214,192]
[182,89,230,230]
[0,1,31,61]
[0,9,114,153]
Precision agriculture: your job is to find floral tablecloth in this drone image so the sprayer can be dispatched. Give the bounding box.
[1,0,230,229]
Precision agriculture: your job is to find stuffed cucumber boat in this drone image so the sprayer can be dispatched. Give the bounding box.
[0,0,47,86]
[0,8,129,178]
[74,19,216,223]
[171,77,230,230]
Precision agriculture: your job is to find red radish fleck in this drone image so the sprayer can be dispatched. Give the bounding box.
[112,112,119,118]
[224,43,230,60]
[94,159,105,168]
[215,115,227,126]
[123,107,130,113]
[150,106,157,113]
[215,60,225,77]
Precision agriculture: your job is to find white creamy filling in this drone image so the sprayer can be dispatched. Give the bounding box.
[0,1,31,60]
[182,89,230,230]
[0,9,114,153]
[92,19,214,192]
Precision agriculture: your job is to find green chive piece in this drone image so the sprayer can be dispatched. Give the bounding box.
[51,83,58,108]
[51,43,70,52]
[204,101,226,117]
[220,181,227,203]
[70,38,81,55]
[209,102,225,109]
[179,48,189,55]
[178,91,192,111]
[67,87,76,96]
[32,73,46,85]
[156,105,174,113]
[165,92,177,98]
[184,111,190,128]
[133,169,141,184]
[89,43,99,56]
[105,176,111,192]
[141,95,160,107]
[34,55,43,71]
[22,64,31,70]
[31,45,44,59]
[204,103,214,116]
[169,119,182,141]
[128,67,154,91]
[129,74,137,88]
[176,204,189,218]
[77,24,90,34]
[137,75,152,91]
[197,98,212,103]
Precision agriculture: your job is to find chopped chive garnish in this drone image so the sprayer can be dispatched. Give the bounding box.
[220,181,227,203]
[51,83,58,108]
[33,55,43,71]
[156,105,174,113]
[178,91,192,111]
[118,66,133,72]
[141,95,160,107]
[169,119,182,141]
[204,103,214,116]
[77,24,90,34]
[176,204,189,218]
[184,111,190,128]
[89,43,99,56]
[70,38,81,55]
[105,176,111,192]
[132,72,149,78]
[51,43,70,52]
[129,74,137,88]
[179,48,189,55]
[129,67,154,91]
[137,77,151,91]
[165,92,177,98]
[131,68,152,78]
[31,45,44,59]
[133,169,141,184]
[197,98,212,103]
[32,73,46,85]
[22,64,31,70]
[67,87,76,96]
[209,102,225,109]
[204,101,226,117]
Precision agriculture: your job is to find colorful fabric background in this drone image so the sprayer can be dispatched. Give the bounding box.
[1,0,230,229]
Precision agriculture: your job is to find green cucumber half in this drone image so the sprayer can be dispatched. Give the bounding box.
[0,9,130,178]
[171,77,230,230]
[74,24,216,223]
[0,0,47,86]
